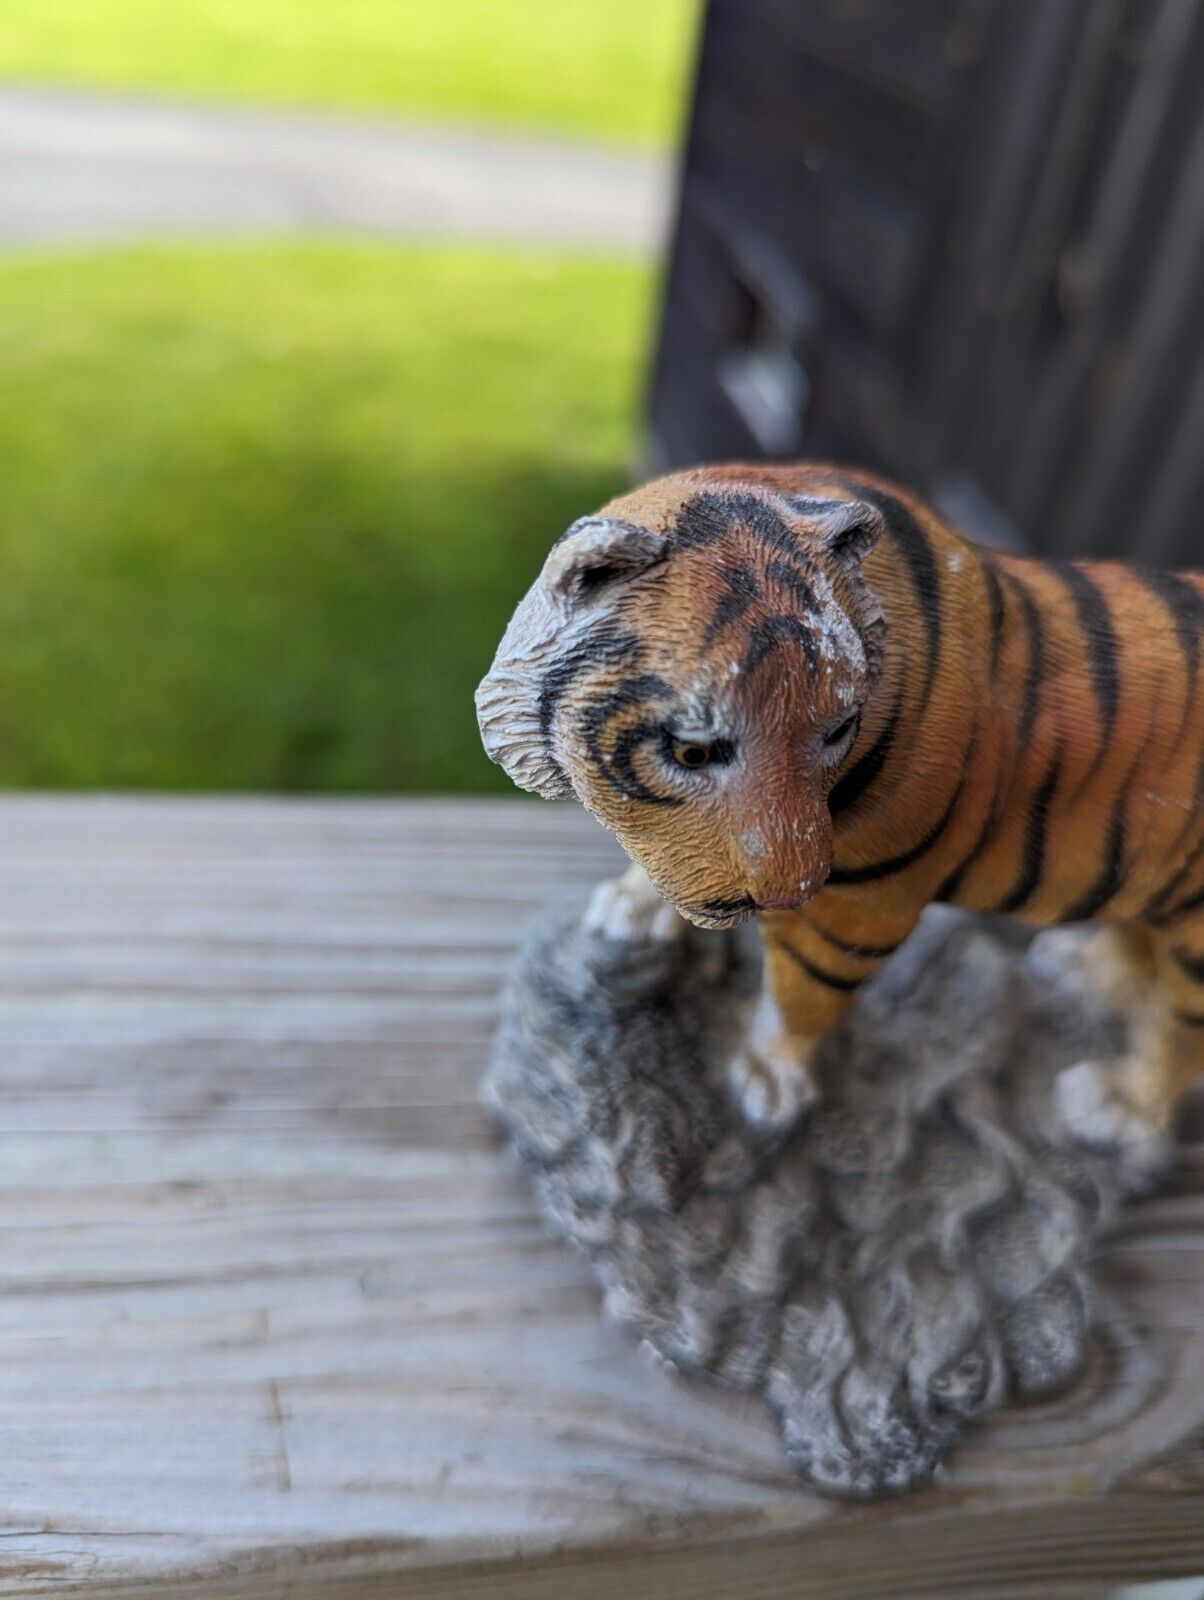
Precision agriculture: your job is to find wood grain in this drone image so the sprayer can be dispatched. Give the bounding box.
[0,796,1200,1598]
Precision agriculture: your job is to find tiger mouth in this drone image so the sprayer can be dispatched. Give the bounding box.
[681,895,760,930]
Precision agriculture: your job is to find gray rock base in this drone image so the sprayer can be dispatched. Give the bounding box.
[483,896,1170,1496]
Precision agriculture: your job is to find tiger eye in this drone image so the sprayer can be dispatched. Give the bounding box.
[673,740,712,769]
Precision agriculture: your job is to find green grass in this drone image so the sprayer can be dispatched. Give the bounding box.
[0,0,698,146]
[0,240,651,792]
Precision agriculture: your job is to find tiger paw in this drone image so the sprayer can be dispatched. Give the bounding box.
[728,1035,819,1133]
[583,864,687,945]
[1054,1057,1170,1177]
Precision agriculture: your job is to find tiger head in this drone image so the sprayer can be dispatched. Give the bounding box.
[476,469,887,929]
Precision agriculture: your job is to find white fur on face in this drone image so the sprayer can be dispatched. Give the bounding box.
[475,583,572,799]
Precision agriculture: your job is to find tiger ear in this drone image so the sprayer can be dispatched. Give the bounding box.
[785,496,886,568]
[543,517,666,613]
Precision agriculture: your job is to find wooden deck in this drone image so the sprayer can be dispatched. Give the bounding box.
[1,795,1202,1599]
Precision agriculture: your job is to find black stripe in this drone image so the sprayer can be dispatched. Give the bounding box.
[1059,788,1126,922]
[933,765,1008,904]
[828,684,904,816]
[810,926,903,961]
[827,756,967,886]
[1051,562,1119,776]
[765,558,818,614]
[538,627,643,741]
[1000,570,1046,748]
[608,719,684,808]
[672,493,733,550]
[580,673,678,805]
[770,936,863,991]
[1145,827,1204,925]
[1174,1010,1204,1029]
[537,627,643,785]
[703,564,759,645]
[1172,947,1204,984]
[1164,880,1204,923]
[1138,568,1203,708]
[693,894,757,920]
[743,614,819,674]
[993,742,1064,914]
[580,672,672,757]
[848,484,942,711]
[982,560,1006,684]
[675,491,809,563]
[1061,723,1158,922]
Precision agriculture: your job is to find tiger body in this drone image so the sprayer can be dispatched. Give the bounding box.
[477,462,1204,1143]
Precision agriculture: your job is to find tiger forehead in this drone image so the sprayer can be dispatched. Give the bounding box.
[660,540,818,628]
[643,526,864,677]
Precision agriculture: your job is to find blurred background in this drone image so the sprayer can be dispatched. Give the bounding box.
[0,0,697,794]
[0,1,1200,796]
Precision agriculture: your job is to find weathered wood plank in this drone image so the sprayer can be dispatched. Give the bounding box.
[0,796,1200,1598]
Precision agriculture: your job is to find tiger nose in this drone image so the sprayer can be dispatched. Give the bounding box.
[736,827,800,899]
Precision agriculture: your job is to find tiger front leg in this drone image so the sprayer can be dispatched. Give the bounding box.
[728,910,915,1131]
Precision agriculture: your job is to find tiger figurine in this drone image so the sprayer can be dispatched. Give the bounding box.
[476,462,1204,1152]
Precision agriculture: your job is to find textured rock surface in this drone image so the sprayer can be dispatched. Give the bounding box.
[484,889,1170,1496]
